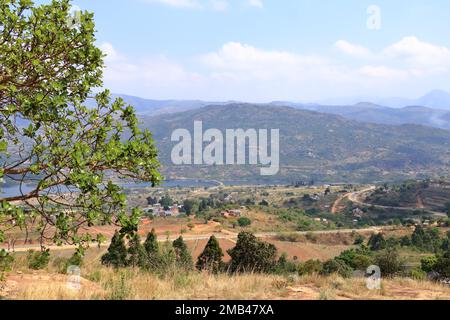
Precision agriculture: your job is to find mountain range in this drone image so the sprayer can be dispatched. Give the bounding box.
[109,90,450,131]
[140,104,450,184]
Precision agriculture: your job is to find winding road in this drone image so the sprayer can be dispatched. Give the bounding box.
[333,186,447,217]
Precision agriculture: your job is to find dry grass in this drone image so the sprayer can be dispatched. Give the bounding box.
[5,264,450,300]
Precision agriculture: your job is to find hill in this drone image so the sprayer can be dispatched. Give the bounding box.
[140,104,450,184]
[284,103,450,131]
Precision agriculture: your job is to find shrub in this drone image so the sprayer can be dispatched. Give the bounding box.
[298,260,323,276]
[321,259,353,278]
[173,236,193,271]
[53,253,83,274]
[409,268,427,280]
[228,232,277,273]
[421,256,438,273]
[434,251,450,278]
[237,217,252,227]
[27,249,50,270]
[353,234,365,245]
[368,233,386,251]
[0,250,14,272]
[336,248,373,270]
[275,253,298,274]
[374,249,403,277]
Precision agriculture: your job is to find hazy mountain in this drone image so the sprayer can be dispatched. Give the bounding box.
[105,93,450,131]
[374,90,450,110]
[140,104,450,184]
[276,102,450,131]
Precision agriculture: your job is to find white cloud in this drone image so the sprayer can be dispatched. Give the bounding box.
[100,39,450,101]
[247,0,263,8]
[335,40,373,59]
[382,36,450,74]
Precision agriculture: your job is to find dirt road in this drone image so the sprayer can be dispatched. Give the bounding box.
[345,186,447,217]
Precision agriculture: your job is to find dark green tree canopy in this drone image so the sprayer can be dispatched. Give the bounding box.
[228,232,277,273]
[196,235,224,273]
[0,0,161,249]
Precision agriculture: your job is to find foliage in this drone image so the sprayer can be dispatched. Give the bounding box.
[368,233,386,251]
[0,250,14,272]
[127,233,147,268]
[173,236,193,271]
[27,249,50,270]
[101,231,128,268]
[237,217,252,227]
[335,247,373,270]
[374,248,403,277]
[297,260,323,276]
[183,199,199,216]
[228,232,277,273]
[421,256,438,273]
[321,259,353,278]
[196,236,224,274]
[0,0,161,250]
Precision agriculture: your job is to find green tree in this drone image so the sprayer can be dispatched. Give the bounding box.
[101,231,127,268]
[434,251,450,277]
[127,233,147,268]
[237,217,252,227]
[0,0,161,251]
[27,249,50,270]
[173,236,193,270]
[321,259,353,278]
[183,199,199,216]
[353,234,365,245]
[421,256,438,273]
[228,232,277,273]
[298,260,323,276]
[368,233,386,251]
[144,229,161,270]
[196,236,224,273]
[0,249,14,272]
[374,248,403,277]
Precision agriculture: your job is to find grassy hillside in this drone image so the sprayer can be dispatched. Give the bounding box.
[141,104,450,183]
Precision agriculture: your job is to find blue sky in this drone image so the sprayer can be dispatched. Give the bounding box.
[65,0,450,102]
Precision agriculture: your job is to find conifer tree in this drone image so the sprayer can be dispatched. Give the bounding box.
[196,236,224,273]
[173,236,193,270]
[127,233,147,268]
[144,229,161,270]
[101,231,127,268]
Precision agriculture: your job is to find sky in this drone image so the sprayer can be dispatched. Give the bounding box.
[63,0,450,102]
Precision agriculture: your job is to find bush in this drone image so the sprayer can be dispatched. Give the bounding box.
[53,253,83,274]
[421,256,438,273]
[228,232,277,273]
[237,217,252,227]
[298,260,323,276]
[275,253,299,274]
[0,250,14,272]
[336,248,373,270]
[27,249,50,270]
[409,268,427,280]
[374,249,403,277]
[173,236,193,271]
[321,259,353,278]
[368,233,386,251]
